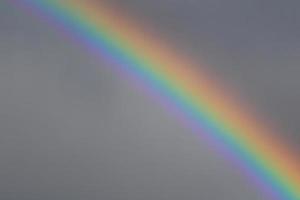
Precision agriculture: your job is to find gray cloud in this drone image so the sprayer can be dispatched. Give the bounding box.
[0,0,299,199]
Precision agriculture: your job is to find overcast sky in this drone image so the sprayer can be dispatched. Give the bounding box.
[0,1,299,200]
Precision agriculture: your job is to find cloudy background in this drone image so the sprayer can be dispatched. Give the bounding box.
[0,0,299,199]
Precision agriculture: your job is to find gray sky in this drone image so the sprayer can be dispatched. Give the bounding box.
[0,1,299,200]
[109,0,300,142]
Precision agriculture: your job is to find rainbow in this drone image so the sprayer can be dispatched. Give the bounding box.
[14,0,300,199]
